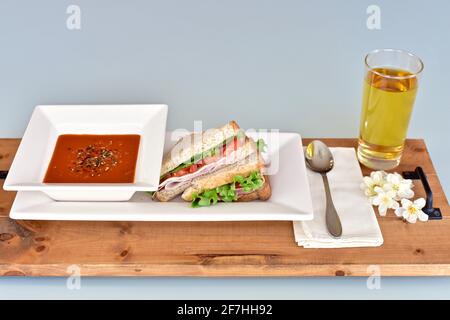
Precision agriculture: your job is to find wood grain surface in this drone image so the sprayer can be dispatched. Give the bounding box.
[0,139,448,277]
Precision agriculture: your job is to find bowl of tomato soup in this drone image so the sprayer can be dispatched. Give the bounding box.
[4,105,167,201]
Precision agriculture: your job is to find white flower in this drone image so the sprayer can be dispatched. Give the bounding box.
[371,186,399,216]
[385,173,414,201]
[395,198,428,223]
[361,171,387,197]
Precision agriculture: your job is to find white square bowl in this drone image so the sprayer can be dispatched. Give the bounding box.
[4,105,168,201]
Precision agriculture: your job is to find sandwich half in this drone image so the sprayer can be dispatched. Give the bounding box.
[182,154,271,207]
[155,121,258,201]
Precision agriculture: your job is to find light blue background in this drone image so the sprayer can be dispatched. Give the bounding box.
[1,0,449,299]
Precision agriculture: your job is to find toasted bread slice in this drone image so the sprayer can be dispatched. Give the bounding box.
[154,180,191,202]
[181,155,265,202]
[237,175,271,202]
[160,121,240,176]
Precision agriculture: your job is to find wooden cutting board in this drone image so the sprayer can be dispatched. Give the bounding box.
[0,138,448,277]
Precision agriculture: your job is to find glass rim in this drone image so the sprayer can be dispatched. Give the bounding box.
[365,48,424,79]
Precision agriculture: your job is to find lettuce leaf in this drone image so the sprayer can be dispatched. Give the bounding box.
[191,171,264,208]
[233,171,264,192]
[217,183,237,202]
[256,138,267,153]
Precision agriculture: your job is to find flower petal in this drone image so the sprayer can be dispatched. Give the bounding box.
[362,177,373,187]
[403,179,413,187]
[406,214,417,224]
[371,196,381,206]
[378,204,388,216]
[414,198,426,209]
[383,183,394,192]
[371,171,385,183]
[369,196,378,205]
[387,173,400,184]
[386,190,397,199]
[391,201,400,209]
[374,186,384,194]
[398,188,414,199]
[401,198,412,208]
[402,211,409,220]
[394,207,404,217]
[418,211,429,222]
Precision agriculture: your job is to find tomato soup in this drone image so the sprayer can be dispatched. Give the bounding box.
[44,134,140,183]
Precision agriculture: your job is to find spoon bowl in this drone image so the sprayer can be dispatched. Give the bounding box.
[305,140,335,173]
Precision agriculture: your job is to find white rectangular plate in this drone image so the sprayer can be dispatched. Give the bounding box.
[9,132,314,221]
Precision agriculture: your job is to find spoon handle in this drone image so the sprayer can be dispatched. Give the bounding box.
[321,173,343,238]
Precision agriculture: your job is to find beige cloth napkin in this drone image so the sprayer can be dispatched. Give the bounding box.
[294,148,383,248]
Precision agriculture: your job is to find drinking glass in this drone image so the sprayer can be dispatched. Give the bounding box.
[358,49,424,170]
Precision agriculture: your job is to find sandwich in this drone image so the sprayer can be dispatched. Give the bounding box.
[184,155,272,207]
[155,121,271,206]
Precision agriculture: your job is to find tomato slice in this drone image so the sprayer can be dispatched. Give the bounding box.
[223,137,240,156]
[171,167,190,177]
[201,156,219,165]
[162,137,242,181]
[167,162,205,179]
[233,137,239,150]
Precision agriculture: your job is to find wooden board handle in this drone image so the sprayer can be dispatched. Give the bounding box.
[403,166,442,220]
[0,170,7,180]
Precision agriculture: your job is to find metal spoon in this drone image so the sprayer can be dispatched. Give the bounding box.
[305,140,343,238]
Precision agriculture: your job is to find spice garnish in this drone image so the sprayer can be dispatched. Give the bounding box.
[70,143,119,177]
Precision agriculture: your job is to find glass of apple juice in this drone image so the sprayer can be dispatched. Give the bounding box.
[358,49,424,170]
